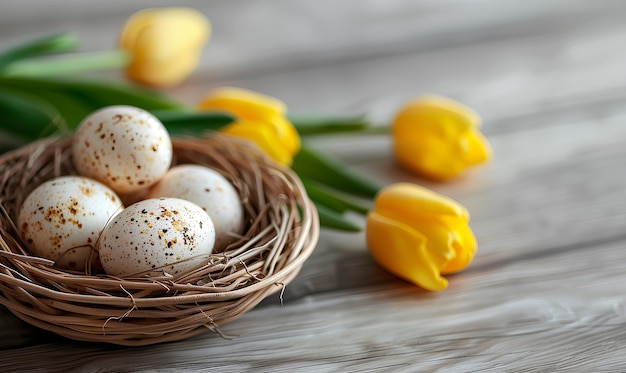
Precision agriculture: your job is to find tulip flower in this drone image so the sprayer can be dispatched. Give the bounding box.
[198,87,287,119]
[119,7,211,87]
[392,95,492,181]
[198,87,300,166]
[366,183,477,291]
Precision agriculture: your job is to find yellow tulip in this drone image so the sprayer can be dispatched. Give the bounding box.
[220,121,293,166]
[198,87,287,118]
[366,183,477,291]
[392,95,492,181]
[119,7,210,87]
[198,87,300,166]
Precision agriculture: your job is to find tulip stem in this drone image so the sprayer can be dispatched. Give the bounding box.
[301,177,371,215]
[151,110,235,136]
[292,144,383,198]
[289,114,392,137]
[315,204,363,232]
[0,32,80,71]
[290,114,396,136]
[289,114,370,135]
[2,50,130,77]
[357,125,391,135]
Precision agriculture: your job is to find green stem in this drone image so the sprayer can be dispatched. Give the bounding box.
[151,110,235,136]
[301,177,371,215]
[0,76,186,113]
[289,114,392,137]
[289,114,371,135]
[292,143,383,199]
[356,125,391,135]
[0,33,79,70]
[315,204,363,232]
[3,50,130,76]
[0,88,65,142]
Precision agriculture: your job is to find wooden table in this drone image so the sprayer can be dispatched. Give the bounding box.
[2,1,626,371]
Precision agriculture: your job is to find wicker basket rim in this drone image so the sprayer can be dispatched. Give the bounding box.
[0,134,319,345]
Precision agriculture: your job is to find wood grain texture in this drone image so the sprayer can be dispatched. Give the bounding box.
[4,238,626,372]
[2,0,626,371]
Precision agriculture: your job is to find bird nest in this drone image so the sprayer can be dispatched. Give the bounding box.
[0,134,319,346]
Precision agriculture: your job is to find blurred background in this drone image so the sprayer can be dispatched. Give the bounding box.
[3,0,625,118]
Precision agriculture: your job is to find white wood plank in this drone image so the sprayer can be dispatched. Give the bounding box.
[176,6,626,124]
[3,237,626,372]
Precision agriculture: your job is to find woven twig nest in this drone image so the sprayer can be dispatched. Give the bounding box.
[0,134,319,346]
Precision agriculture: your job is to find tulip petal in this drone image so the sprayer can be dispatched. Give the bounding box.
[198,87,300,160]
[410,95,480,129]
[119,8,210,87]
[464,128,493,166]
[391,94,490,180]
[374,183,469,221]
[121,8,210,53]
[366,212,448,291]
[266,114,301,156]
[119,10,154,50]
[221,121,292,166]
[405,221,457,270]
[392,114,471,180]
[198,87,287,119]
[393,137,467,180]
[440,218,477,274]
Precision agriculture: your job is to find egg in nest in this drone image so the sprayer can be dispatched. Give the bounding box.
[17,176,124,271]
[98,197,215,277]
[146,164,245,251]
[71,105,173,194]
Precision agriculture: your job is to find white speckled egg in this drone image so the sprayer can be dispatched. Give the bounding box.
[98,197,215,277]
[146,164,245,251]
[72,105,173,194]
[17,176,124,271]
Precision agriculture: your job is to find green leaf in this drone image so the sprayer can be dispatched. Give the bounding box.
[289,114,371,135]
[291,143,382,199]
[4,50,129,77]
[151,110,235,136]
[66,80,185,112]
[302,177,371,215]
[19,88,94,130]
[0,76,186,113]
[315,203,363,232]
[0,33,79,71]
[0,76,189,134]
[0,88,65,142]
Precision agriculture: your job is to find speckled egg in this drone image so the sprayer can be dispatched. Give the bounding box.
[146,164,245,251]
[71,105,173,194]
[17,176,124,272]
[98,197,215,277]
